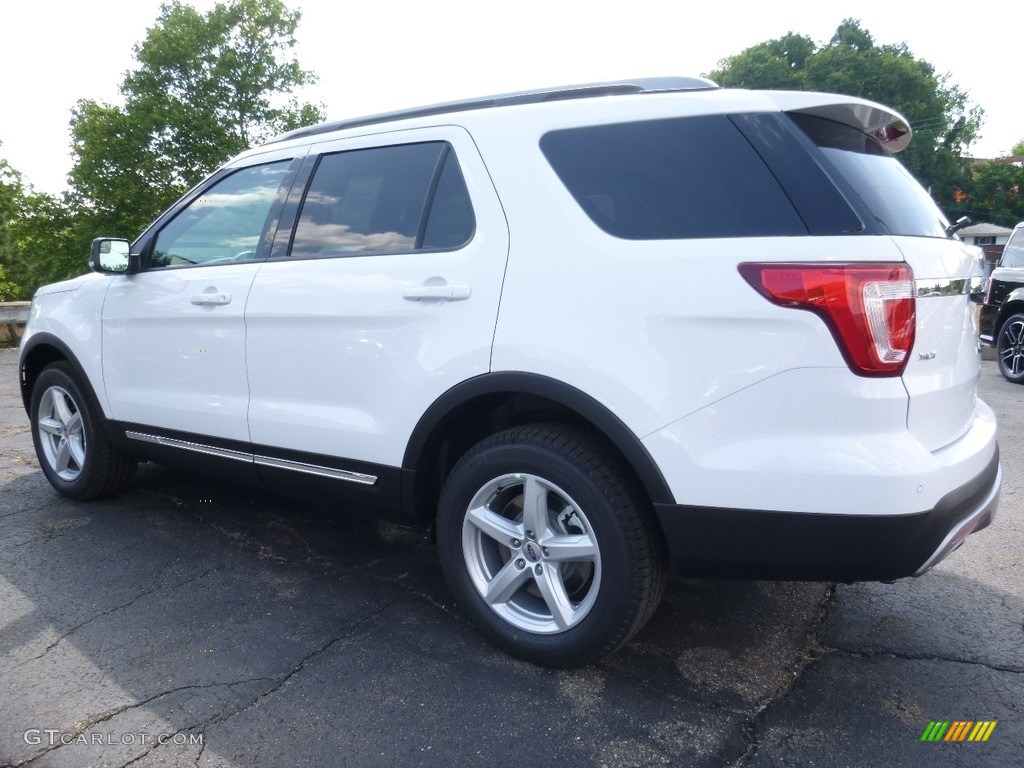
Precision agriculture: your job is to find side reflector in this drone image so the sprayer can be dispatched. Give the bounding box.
[739,262,915,376]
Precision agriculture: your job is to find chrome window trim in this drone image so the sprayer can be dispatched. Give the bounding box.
[914,278,979,298]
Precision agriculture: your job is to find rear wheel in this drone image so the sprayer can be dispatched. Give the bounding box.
[996,313,1024,383]
[436,425,667,667]
[30,363,137,499]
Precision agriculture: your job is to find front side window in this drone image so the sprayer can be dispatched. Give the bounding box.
[289,142,474,259]
[150,161,291,268]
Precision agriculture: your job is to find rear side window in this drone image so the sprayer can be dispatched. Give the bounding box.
[999,228,1024,268]
[540,115,806,240]
[789,113,949,239]
[289,142,474,258]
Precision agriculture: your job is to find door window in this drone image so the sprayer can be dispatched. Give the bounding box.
[289,142,474,259]
[150,161,291,269]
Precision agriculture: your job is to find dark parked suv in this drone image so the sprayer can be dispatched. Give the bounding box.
[979,222,1024,382]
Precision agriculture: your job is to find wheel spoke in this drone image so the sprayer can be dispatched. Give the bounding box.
[54,440,72,474]
[38,416,63,436]
[466,505,523,545]
[542,533,599,562]
[67,438,86,470]
[65,409,83,438]
[534,566,576,630]
[51,391,75,429]
[521,475,549,539]
[484,558,531,605]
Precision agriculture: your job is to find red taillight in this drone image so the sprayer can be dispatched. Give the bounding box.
[739,262,916,377]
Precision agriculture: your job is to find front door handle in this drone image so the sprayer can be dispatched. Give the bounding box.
[403,284,471,302]
[190,292,232,306]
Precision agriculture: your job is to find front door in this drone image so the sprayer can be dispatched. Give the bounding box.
[102,157,296,443]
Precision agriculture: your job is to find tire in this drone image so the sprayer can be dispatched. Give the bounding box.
[436,424,667,667]
[996,313,1024,384]
[30,362,137,499]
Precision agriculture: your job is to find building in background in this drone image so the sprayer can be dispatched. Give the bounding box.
[959,223,1015,275]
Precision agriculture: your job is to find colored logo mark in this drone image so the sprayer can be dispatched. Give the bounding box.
[921,721,997,742]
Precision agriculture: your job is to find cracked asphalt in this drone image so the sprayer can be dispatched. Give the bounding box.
[1,346,1021,767]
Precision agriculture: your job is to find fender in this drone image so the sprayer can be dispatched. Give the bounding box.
[18,332,98,414]
[1001,285,1024,310]
[402,371,674,506]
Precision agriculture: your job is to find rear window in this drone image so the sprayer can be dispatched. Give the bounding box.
[540,116,806,240]
[999,228,1024,268]
[789,114,949,239]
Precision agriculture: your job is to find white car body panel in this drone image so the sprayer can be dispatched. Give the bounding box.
[23,274,112,413]
[244,126,510,465]
[896,236,986,451]
[101,263,263,442]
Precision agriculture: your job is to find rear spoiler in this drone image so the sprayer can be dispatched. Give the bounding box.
[765,91,912,154]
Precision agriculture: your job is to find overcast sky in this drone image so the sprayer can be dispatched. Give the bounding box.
[2,0,1019,194]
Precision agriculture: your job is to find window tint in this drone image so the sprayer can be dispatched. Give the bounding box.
[540,115,806,240]
[421,150,476,249]
[1000,229,1024,268]
[289,142,473,259]
[151,161,290,268]
[790,114,949,239]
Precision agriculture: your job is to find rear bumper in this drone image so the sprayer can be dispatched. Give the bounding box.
[653,447,1000,582]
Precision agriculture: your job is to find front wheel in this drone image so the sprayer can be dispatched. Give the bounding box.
[30,362,137,499]
[996,313,1024,383]
[436,425,667,667]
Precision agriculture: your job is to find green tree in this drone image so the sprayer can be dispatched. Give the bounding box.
[0,155,27,300]
[1012,139,1024,157]
[951,161,1024,228]
[70,0,324,239]
[709,19,982,217]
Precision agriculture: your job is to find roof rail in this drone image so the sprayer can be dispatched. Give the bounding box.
[269,77,719,144]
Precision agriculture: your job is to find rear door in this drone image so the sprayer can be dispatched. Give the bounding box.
[244,127,509,484]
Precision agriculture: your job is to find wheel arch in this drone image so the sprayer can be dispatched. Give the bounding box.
[996,291,1024,334]
[401,372,674,527]
[20,334,103,418]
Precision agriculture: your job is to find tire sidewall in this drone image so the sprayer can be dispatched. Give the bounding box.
[438,437,638,666]
[997,313,1024,383]
[30,364,104,498]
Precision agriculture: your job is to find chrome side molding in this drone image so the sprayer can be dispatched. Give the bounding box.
[125,430,378,486]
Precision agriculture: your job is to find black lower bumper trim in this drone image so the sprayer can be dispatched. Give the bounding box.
[653,447,1000,582]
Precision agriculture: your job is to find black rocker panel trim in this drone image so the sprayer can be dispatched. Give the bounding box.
[403,372,674,506]
[654,447,1000,582]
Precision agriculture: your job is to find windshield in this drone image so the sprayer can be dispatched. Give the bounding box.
[999,228,1024,267]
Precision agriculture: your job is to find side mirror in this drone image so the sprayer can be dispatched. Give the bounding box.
[90,238,139,274]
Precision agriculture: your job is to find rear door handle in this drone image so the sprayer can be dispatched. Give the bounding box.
[190,292,232,306]
[403,285,471,301]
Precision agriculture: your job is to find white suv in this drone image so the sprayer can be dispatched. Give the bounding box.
[19,78,1001,666]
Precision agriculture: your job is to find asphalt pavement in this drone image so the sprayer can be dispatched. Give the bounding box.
[0,347,1021,767]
